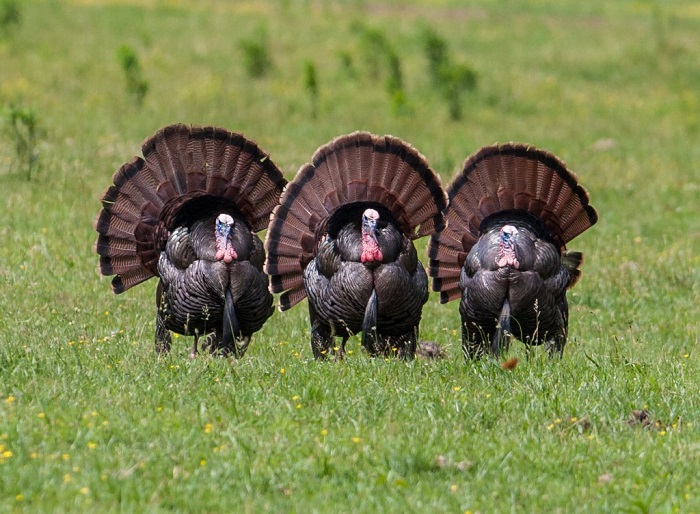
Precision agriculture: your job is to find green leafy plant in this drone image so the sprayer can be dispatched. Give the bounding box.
[438,62,477,120]
[303,59,319,119]
[422,27,449,86]
[357,26,390,80]
[337,50,356,78]
[240,27,272,78]
[3,103,39,180]
[117,45,149,106]
[385,49,411,116]
[385,49,402,97]
[0,0,21,36]
[420,27,477,120]
[356,26,410,116]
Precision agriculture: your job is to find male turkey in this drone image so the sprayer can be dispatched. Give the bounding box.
[428,143,597,358]
[265,132,447,359]
[94,124,286,357]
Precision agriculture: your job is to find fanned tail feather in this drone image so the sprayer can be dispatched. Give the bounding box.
[265,131,447,311]
[94,124,286,294]
[428,143,597,303]
[562,251,585,288]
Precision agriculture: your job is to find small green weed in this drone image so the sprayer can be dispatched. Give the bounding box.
[356,25,410,115]
[422,26,449,84]
[337,50,356,78]
[117,45,149,106]
[240,26,272,78]
[303,59,319,119]
[356,25,390,80]
[2,103,39,180]
[385,49,411,116]
[0,0,20,36]
[420,27,477,120]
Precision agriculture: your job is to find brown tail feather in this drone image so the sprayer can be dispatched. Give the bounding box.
[562,251,585,288]
[111,268,155,294]
[280,287,308,312]
[433,277,462,303]
[265,131,446,311]
[428,143,597,303]
[94,124,286,294]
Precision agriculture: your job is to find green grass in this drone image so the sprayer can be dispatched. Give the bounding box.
[1,0,699,512]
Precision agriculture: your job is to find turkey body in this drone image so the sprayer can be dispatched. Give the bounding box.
[459,217,572,358]
[156,213,273,356]
[304,214,428,358]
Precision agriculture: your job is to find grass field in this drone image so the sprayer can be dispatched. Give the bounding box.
[1,0,699,512]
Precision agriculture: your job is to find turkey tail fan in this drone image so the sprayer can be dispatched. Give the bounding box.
[428,143,597,303]
[265,131,447,311]
[94,123,286,294]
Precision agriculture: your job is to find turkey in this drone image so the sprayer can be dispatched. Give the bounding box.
[428,143,597,358]
[94,124,286,358]
[265,132,447,359]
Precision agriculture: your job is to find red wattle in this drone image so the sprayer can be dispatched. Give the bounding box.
[216,242,237,263]
[223,246,237,263]
[361,236,382,263]
[496,247,519,269]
